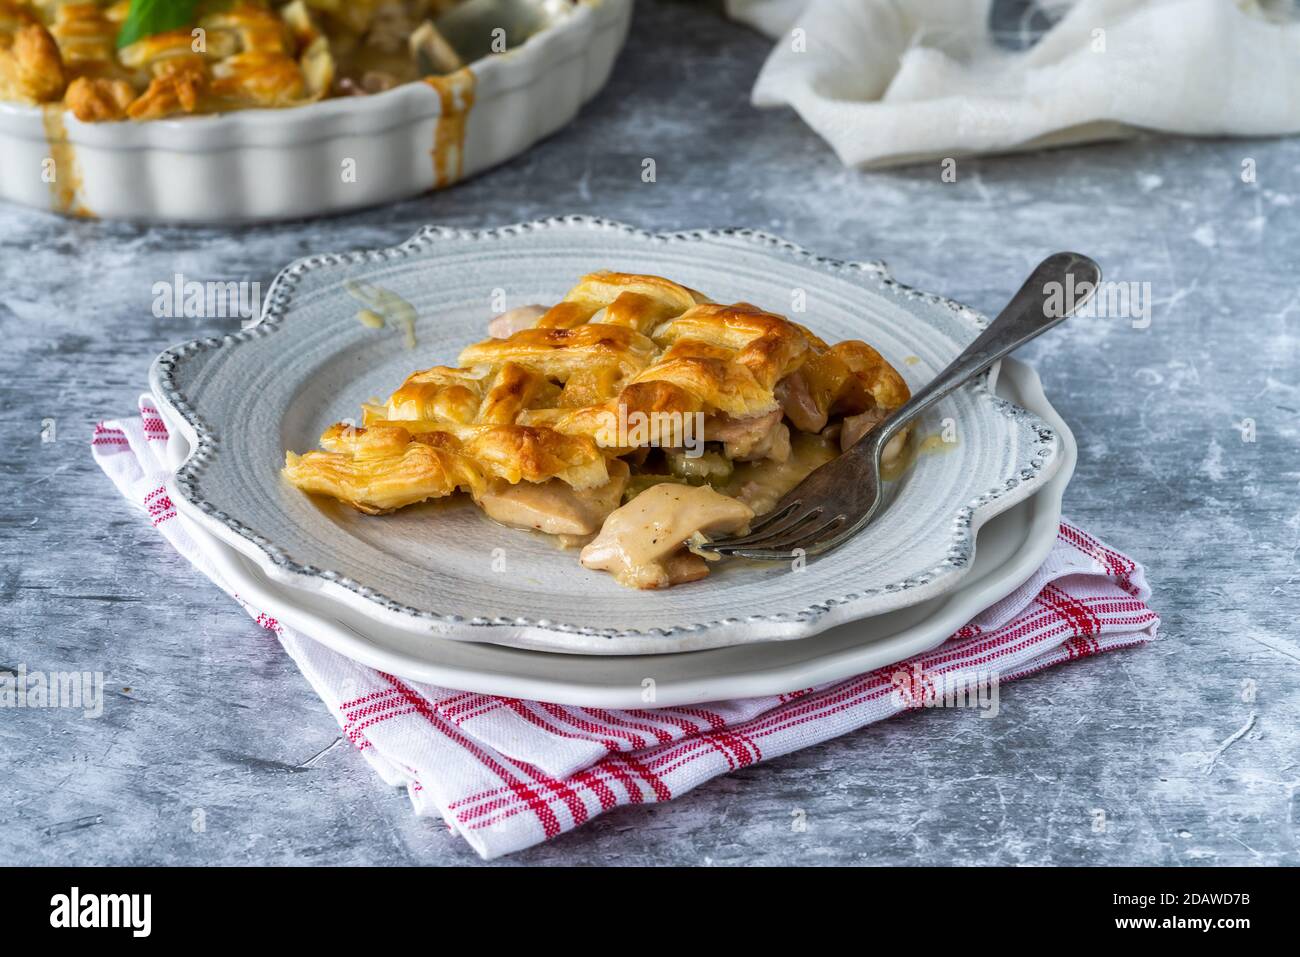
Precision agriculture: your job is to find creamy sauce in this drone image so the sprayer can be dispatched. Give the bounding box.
[723,431,837,515]
[425,68,477,188]
[344,280,418,349]
[580,484,752,588]
[40,106,93,218]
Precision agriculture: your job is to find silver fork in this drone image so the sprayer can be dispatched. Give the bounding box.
[702,251,1102,562]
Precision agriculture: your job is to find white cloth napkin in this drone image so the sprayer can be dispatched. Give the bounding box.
[726,0,1300,167]
[94,397,1160,859]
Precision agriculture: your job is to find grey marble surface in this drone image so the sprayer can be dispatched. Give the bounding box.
[2,0,1298,866]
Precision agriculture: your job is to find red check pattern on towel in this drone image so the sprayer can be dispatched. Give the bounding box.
[94,398,1159,859]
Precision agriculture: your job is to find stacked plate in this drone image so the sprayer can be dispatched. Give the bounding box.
[148,218,1075,707]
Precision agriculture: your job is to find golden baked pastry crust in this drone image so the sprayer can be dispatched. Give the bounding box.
[283,271,914,588]
[0,19,65,104]
[0,0,470,120]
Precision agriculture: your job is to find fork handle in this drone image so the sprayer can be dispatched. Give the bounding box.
[860,252,1102,455]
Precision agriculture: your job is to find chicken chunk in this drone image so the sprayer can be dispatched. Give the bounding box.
[840,407,886,451]
[775,368,826,433]
[476,459,628,536]
[580,484,753,589]
[841,408,909,471]
[705,408,789,462]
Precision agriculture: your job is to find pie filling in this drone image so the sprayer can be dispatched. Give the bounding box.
[0,1,542,121]
[283,271,913,589]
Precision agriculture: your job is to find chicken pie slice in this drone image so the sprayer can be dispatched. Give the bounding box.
[284,271,912,589]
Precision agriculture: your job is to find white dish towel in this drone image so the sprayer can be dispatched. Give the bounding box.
[725,0,1300,167]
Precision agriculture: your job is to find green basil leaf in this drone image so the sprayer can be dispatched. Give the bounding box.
[117,0,202,49]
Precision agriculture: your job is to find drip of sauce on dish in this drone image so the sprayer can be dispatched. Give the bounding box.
[40,106,93,218]
[425,67,477,188]
[903,355,921,366]
[880,431,956,481]
[343,280,418,349]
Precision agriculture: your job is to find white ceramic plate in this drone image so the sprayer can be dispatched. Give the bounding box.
[155,359,1073,706]
[0,0,630,222]
[149,218,1063,653]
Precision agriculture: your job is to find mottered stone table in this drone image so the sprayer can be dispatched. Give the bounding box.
[2,1,1297,865]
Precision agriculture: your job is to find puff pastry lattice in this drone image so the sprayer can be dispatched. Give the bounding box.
[284,271,912,589]
[0,0,465,121]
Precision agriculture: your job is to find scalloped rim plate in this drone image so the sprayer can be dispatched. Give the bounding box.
[152,359,1074,705]
[149,217,1063,654]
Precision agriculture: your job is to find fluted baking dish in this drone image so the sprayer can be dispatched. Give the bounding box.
[0,0,630,223]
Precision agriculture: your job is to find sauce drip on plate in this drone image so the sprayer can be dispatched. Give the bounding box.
[344,280,418,349]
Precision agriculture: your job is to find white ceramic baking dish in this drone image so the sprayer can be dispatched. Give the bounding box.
[0,0,630,223]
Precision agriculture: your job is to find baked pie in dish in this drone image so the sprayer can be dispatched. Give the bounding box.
[0,1,629,220]
[0,0,515,121]
[284,271,912,589]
